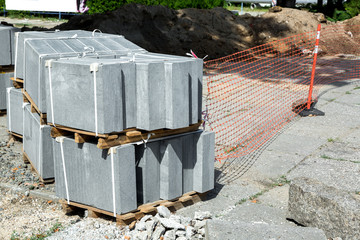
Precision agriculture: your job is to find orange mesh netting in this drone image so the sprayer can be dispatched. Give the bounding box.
[203,24,360,173]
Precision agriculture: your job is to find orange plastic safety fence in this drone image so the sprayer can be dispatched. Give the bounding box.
[203,24,360,162]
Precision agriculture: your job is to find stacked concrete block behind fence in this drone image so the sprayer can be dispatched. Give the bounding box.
[53,137,137,215]
[120,53,203,128]
[0,72,13,110]
[45,54,202,133]
[6,87,23,135]
[19,32,145,112]
[23,104,54,180]
[136,130,215,204]
[0,24,20,66]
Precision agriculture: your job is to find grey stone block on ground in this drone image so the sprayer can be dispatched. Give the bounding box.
[6,87,23,135]
[23,104,54,180]
[46,58,136,134]
[287,177,360,240]
[0,25,19,66]
[53,137,137,214]
[0,71,13,110]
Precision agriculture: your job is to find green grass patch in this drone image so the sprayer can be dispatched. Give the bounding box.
[346,91,351,94]
[10,222,62,240]
[321,154,331,159]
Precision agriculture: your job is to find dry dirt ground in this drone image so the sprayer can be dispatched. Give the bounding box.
[20,5,329,60]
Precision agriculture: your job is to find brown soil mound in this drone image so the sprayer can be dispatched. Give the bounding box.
[51,4,326,59]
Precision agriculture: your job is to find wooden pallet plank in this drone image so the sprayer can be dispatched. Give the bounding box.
[10,77,23,83]
[59,191,207,226]
[1,66,14,73]
[49,125,109,138]
[97,121,202,149]
[12,81,23,89]
[22,90,47,124]
[7,131,23,142]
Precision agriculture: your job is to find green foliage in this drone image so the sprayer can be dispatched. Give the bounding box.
[325,0,360,22]
[86,0,225,14]
[0,0,4,12]
[10,222,62,240]
[344,0,360,18]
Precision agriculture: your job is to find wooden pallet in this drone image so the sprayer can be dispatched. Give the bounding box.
[50,121,202,149]
[59,191,207,226]
[22,89,47,125]
[0,65,14,73]
[7,130,23,140]
[23,151,55,184]
[10,77,23,89]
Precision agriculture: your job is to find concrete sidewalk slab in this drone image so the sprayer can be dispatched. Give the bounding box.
[205,219,327,240]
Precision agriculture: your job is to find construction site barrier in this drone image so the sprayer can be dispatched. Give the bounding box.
[203,23,360,166]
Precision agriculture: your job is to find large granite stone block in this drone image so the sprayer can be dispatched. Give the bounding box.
[53,137,137,214]
[6,87,23,135]
[0,71,13,110]
[23,104,54,180]
[288,177,360,240]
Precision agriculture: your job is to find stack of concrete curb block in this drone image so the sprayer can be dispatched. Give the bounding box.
[53,137,138,214]
[135,131,215,204]
[0,24,18,113]
[23,104,54,181]
[6,87,24,136]
[15,30,146,181]
[6,29,215,217]
[45,54,202,133]
[19,32,146,113]
[53,130,214,214]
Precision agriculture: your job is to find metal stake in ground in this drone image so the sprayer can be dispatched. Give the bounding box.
[300,24,325,117]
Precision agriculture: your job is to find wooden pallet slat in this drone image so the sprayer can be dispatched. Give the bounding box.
[10,77,23,83]
[7,130,23,140]
[22,90,47,125]
[60,191,207,226]
[97,121,202,149]
[1,66,14,73]
[49,121,202,149]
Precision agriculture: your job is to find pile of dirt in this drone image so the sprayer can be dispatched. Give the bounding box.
[46,4,326,59]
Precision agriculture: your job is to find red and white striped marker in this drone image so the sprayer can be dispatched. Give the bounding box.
[306,24,322,110]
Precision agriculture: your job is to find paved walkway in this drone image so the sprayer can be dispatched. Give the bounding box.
[178,80,360,239]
